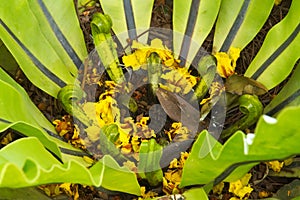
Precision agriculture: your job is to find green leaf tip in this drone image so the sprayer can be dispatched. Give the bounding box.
[0,137,141,196]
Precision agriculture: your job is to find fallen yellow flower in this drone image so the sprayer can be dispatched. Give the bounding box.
[266,160,284,173]
[122,38,180,70]
[163,152,189,195]
[214,47,241,78]
[165,122,190,142]
[95,95,120,127]
[160,67,197,94]
[200,81,225,105]
[59,183,79,200]
[229,173,253,199]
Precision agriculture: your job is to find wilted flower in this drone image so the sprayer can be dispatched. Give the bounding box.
[214,47,241,78]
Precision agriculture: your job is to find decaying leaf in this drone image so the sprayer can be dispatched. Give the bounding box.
[225,74,268,96]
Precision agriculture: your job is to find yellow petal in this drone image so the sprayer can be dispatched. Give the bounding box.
[160,68,197,94]
[122,54,140,68]
[118,126,131,145]
[59,183,72,196]
[229,47,241,69]
[200,97,211,105]
[131,135,141,152]
[214,52,234,78]
[266,160,284,172]
[150,38,166,49]
[229,173,253,198]
[240,173,252,186]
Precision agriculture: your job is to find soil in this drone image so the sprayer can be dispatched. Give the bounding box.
[2,0,297,199]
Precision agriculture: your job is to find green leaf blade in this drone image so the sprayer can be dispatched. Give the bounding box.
[264,63,300,116]
[244,0,300,89]
[213,0,274,52]
[0,137,141,195]
[0,0,87,97]
[180,105,300,188]
[99,0,154,47]
[173,0,221,64]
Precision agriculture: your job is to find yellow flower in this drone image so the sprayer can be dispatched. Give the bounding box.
[0,132,13,145]
[266,160,284,172]
[59,183,79,200]
[118,126,131,146]
[163,152,189,195]
[165,122,190,142]
[214,47,241,78]
[122,39,180,70]
[258,190,270,198]
[95,96,120,127]
[200,81,225,105]
[135,117,156,138]
[229,173,253,199]
[131,135,141,153]
[160,67,197,94]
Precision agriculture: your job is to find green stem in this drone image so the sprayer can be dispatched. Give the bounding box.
[193,55,216,100]
[91,13,125,83]
[147,52,162,96]
[221,94,263,139]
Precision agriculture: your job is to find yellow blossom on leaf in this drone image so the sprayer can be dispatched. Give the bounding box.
[229,173,253,199]
[214,47,241,78]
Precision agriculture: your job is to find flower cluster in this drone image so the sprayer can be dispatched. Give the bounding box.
[163,152,189,195]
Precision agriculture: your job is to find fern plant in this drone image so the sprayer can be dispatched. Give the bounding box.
[0,0,299,199]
